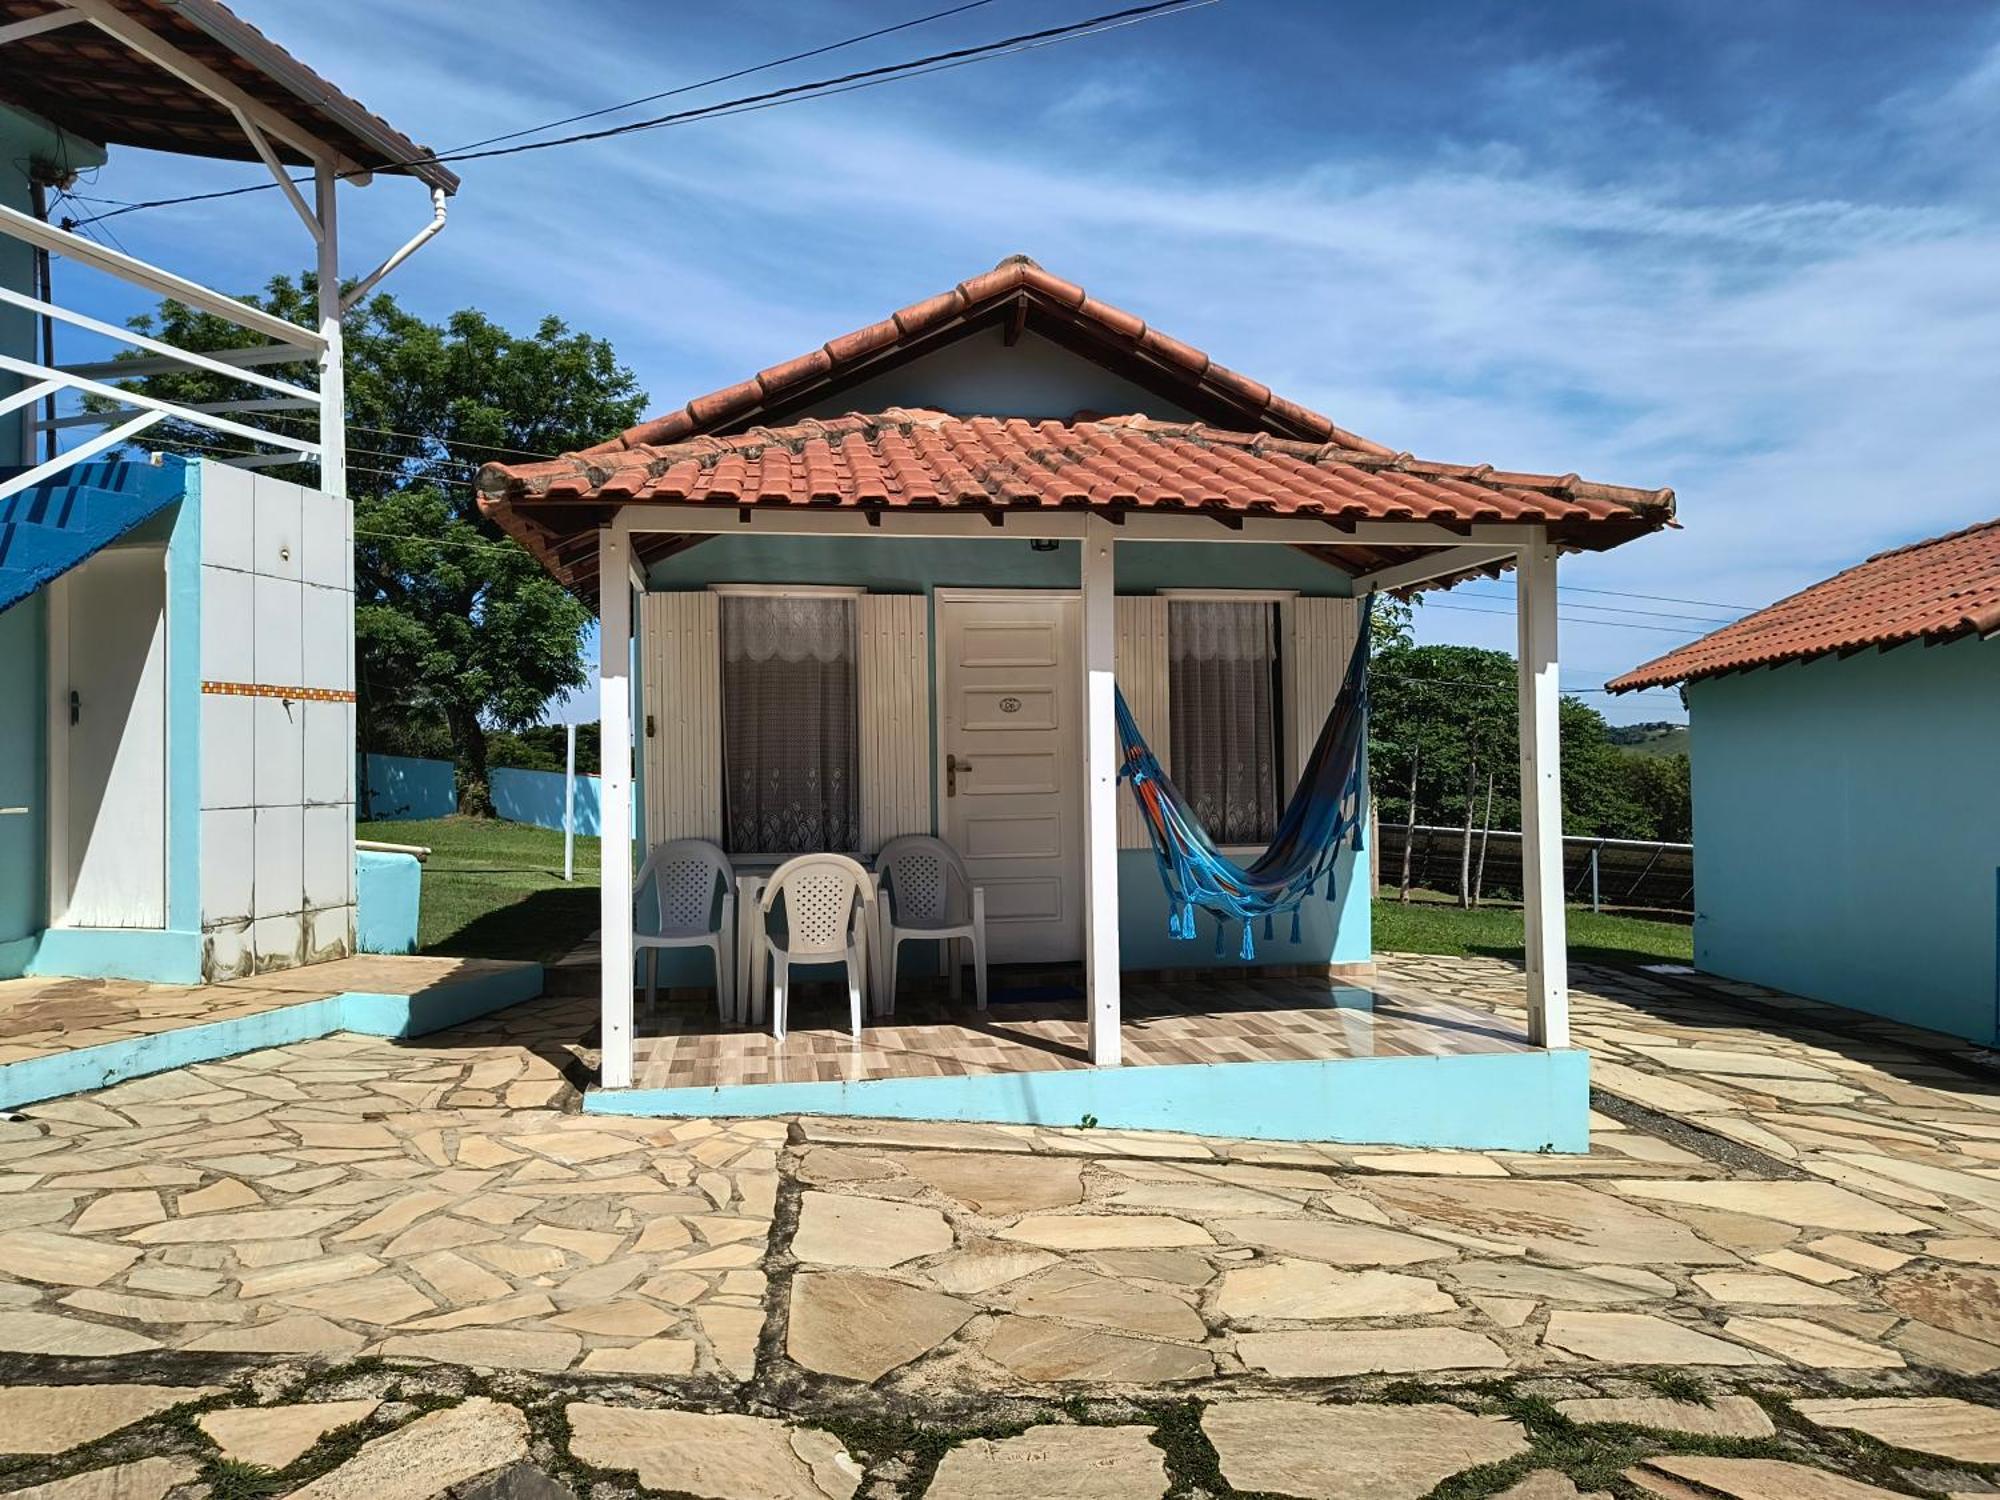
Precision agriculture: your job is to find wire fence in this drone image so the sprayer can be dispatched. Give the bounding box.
[1375,822,1694,913]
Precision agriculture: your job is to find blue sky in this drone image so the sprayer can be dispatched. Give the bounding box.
[52,0,2000,724]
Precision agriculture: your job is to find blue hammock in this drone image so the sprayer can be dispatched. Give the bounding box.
[1116,605,1370,959]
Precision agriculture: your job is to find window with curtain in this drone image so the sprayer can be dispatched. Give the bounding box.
[1168,598,1282,845]
[719,593,859,854]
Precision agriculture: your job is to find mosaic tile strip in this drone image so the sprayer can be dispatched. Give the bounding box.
[201,680,355,703]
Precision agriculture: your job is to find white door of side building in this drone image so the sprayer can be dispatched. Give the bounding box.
[936,589,1083,963]
[52,545,168,929]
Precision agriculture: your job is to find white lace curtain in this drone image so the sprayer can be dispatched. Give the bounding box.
[1168,599,1280,844]
[720,594,859,854]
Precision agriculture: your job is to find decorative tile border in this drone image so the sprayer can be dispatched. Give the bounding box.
[202,680,355,703]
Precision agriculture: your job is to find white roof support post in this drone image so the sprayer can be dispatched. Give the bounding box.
[1515,534,1570,1048]
[314,161,344,501]
[598,526,638,1089]
[1081,515,1123,1066]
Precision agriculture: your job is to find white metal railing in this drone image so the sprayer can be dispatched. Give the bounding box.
[0,199,328,502]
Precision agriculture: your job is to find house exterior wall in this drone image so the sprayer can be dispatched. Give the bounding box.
[642,535,1372,971]
[788,327,1201,426]
[1689,636,2000,1043]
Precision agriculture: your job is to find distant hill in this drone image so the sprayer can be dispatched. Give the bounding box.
[1609,721,1690,758]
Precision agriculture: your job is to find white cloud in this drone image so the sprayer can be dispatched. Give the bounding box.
[73,2,2000,721]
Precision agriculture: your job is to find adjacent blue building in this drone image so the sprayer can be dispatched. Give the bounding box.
[1613,519,2000,1043]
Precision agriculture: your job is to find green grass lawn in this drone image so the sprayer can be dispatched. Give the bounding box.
[359,816,600,963]
[1373,889,1692,967]
[358,818,1691,972]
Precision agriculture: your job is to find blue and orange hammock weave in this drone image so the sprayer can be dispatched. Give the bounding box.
[1115,606,1370,960]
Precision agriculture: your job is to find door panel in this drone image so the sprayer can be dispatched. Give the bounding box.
[61,546,167,929]
[938,592,1081,963]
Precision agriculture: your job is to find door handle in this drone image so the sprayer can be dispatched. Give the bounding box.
[69,690,79,726]
[947,753,973,797]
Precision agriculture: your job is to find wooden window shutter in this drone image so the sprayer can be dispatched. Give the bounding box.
[857,593,931,855]
[638,591,721,846]
[1282,596,1361,796]
[1114,595,1169,850]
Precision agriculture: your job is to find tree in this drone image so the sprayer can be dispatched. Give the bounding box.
[1365,631,1677,887]
[116,277,646,811]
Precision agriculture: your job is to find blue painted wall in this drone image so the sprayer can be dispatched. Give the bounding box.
[491,764,613,835]
[1689,637,2000,1043]
[356,850,421,955]
[360,753,456,821]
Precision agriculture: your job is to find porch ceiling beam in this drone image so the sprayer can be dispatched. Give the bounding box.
[608,504,1528,551]
[0,8,83,45]
[1352,545,1516,594]
[62,0,358,173]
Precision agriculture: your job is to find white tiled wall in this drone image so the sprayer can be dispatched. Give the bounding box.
[198,463,356,979]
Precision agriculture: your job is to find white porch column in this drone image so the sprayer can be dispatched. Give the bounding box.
[1516,534,1570,1048]
[598,529,637,1088]
[312,162,344,503]
[1081,516,1122,1065]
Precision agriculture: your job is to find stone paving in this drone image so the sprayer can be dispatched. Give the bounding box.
[4,954,2000,1498]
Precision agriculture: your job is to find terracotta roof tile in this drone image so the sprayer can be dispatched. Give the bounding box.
[1610,516,2000,690]
[481,408,1671,545]
[590,254,1398,456]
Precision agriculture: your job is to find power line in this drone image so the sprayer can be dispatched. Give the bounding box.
[69,1,1216,227]
[1418,599,1708,637]
[451,0,1003,155]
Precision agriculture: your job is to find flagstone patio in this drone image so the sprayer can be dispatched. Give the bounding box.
[5,952,2000,1498]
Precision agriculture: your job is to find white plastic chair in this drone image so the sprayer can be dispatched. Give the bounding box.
[875,835,988,1012]
[634,839,737,1022]
[754,853,872,1041]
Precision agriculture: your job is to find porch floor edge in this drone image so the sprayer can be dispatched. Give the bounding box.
[0,960,545,1110]
[584,1046,1592,1152]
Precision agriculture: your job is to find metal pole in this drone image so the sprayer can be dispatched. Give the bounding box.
[1590,844,1601,914]
[563,722,576,883]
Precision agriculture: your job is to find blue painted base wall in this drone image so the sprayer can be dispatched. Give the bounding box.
[1689,638,2000,1044]
[356,850,422,955]
[587,1046,1590,1151]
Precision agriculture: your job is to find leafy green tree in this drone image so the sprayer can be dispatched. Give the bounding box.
[115,277,646,811]
[1617,752,1693,842]
[1366,632,1677,859]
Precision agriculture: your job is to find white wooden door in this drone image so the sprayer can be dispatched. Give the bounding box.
[937,590,1082,963]
[58,546,167,929]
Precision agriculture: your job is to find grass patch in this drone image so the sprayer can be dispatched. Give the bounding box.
[1372,889,1692,968]
[358,815,600,963]
[202,1460,285,1500]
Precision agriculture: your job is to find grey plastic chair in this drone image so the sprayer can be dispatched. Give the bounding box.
[875,834,988,1012]
[754,853,872,1041]
[634,838,737,1022]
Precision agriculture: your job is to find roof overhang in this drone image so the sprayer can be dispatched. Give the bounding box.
[480,409,1674,608]
[0,0,458,191]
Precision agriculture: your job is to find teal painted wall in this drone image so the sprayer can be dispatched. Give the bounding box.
[1689,637,2000,1043]
[645,535,1357,596]
[356,850,421,955]
[0,592,44,970]
[641,536,1370,971]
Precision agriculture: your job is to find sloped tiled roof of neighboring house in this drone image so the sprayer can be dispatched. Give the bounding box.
[0,0,458,191]
[1610,516,2000,691]
[479,257,1675,602]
